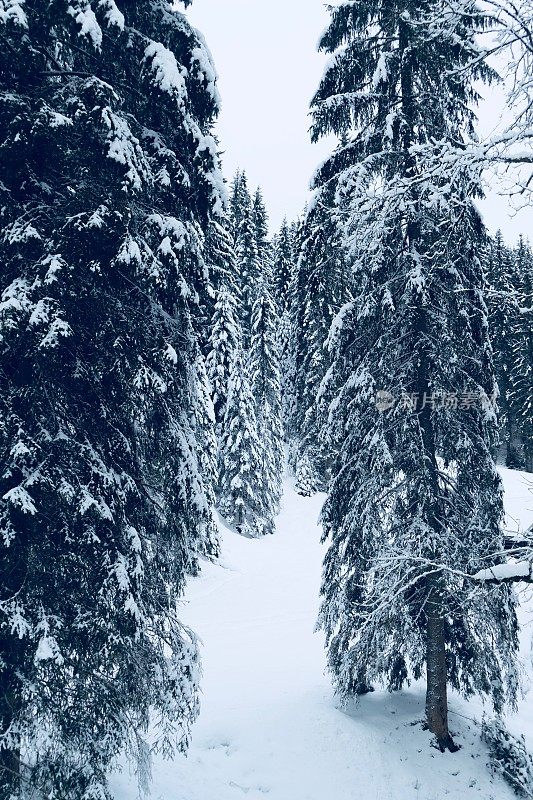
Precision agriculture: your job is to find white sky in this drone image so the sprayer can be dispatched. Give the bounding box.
[187,0,530,242]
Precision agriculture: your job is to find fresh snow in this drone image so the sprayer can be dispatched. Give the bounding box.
[0,0,27,27]
[502,468,533,535]
[191,40,221,105]
[3,485,37,515]
[144,41,187,102]
[472,467,533,584]
[68,3,103,49]
[473,562,532,582]
[99,0,124,31]
[34,635,61,664]
[111,468,533,800]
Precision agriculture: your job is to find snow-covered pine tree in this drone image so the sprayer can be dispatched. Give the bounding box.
[249,283,284,533]
[272,218,297,442]
[294,451,322,498]
[0,2,222,796]
[191,353,220,562]
[510,237,533,470]
[236,205,261,349]
[312,0,519,750]
[252,187,272,277]
[205,214,240,298]
[206,288,241,429]
[230,173,261,349]
[290,187,351,493]
[486,231,522,467]
[229,169,249,243]
[281,209,308,441]
[272,218,294,314]
[217,349,265,537]
[195,207,236,345]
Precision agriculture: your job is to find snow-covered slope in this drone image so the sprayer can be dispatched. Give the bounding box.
[112,468,533,800]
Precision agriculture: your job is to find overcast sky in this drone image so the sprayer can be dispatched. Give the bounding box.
[187,0,530,242]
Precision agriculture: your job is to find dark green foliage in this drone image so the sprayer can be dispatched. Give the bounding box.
[272,218,295,314]
[486,231,522,466]
[289,188,351,489]
[206,287,241,428]
[509,238,533,470]
[250,284,284,531]
[0,2,222,796]
[219,171,283,536]
[230,173,261,349]
[252,187,272,274]
[487,233,533,470]
[311,0,519,746]
[217,349,265,537]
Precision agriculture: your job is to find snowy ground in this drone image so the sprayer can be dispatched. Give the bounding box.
[112,468,533,800]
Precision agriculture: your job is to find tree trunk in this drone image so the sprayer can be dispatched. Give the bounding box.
[398,12,459,755]
[425,579,459,752]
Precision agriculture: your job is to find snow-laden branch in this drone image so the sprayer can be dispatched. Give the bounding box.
[472,520,533,582]
[472,561,533,583]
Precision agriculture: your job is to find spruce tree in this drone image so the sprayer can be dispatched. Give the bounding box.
[252,187,271,274]
[486,231,522,467]
[280,210,309,443]
[0,2,222,796]
[312,0,518,750]
[272,218,297,439]
[272,218,295,313]
[294,452,322,497]
[229,170,249,243]
[192,353,220,561]
[231,175,261,349]
[217,349,264,537]
[204,213,240,312]
[290,190,351,492]
[249,284,284,533]
[510,238,533,470]
[206,288,241,429]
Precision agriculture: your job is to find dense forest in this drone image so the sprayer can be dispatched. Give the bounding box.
[0,1,533,799]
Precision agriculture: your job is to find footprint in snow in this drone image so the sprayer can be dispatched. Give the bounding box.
[205,740,237,756]
[229,782,270,795]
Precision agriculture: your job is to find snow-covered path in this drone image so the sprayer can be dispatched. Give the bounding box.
[112,471,533,800]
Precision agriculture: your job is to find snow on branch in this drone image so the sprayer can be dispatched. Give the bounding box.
[0,0,27,27]
[472,561,533,583]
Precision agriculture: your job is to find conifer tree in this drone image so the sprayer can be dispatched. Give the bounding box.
[252,187,272,275]
[229,170,249,243]
[192,353,220,561]
[0,2,222,796]
[312,0,518,750]
[204,214,240,300]
[486,231,521,466]
[272,218,294,314]
[290,190,351,491]
[217,349,265,537]
[294,452,322,498]
[281,210,308,441]
[249,285,284,532]
[206,288,241,429]
[510,238,533,470]
[272,218,298,438]
[221,173,281,535]
[230,174,261,348]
